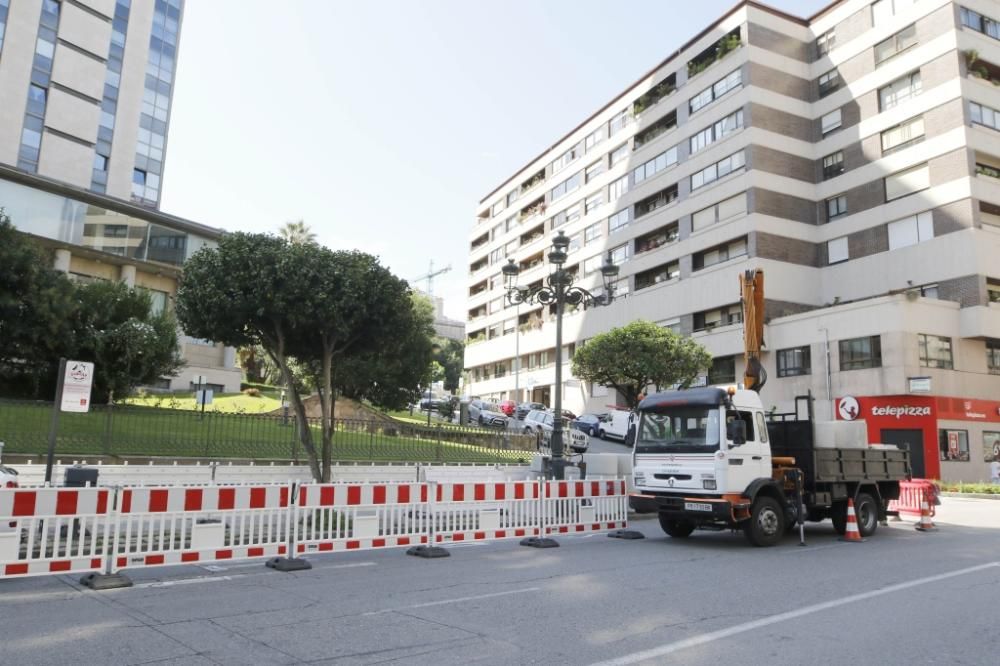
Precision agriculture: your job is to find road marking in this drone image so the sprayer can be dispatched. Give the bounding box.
[592,561,1000,665]
[363,587,541,616]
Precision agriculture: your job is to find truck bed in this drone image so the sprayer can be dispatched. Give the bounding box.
[767,420,910,485]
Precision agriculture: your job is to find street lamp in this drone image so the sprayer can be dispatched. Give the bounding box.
[502,231,619,479]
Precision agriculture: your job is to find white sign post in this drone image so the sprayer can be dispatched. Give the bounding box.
[46,359,95,484]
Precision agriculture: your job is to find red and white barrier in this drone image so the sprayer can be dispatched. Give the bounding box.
[294,482,430,554]
[0,487,113,578]
[432,481,542,544]
[541,480,628,535]
[889,479,938,519]
[111,485,290,572]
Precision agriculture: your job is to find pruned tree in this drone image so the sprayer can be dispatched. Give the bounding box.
[278,219,316,245]
[176,232,426,481]
[571,320,712,409]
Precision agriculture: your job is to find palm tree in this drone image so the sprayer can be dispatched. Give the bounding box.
[279,220,316,245]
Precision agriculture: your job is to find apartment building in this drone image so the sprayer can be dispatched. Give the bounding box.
[465,0,1000,482]
[0,0,240,392]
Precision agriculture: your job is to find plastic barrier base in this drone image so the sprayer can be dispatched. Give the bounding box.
[608,529,645,540]
[406,545,450,558]
[79,572,133,590]
[520,536,559,548]
[266,556,313,572]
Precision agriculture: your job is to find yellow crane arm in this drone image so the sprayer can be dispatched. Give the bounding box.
[740,269,766,392]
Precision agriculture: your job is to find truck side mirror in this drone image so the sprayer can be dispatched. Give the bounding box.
[727,420,747,446]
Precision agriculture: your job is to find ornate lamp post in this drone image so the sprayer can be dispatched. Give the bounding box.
[501,231,619,479]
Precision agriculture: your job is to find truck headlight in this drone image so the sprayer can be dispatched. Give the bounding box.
[634,472,646,485]
[702,479,717,490]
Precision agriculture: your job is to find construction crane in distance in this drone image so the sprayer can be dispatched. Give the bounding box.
[413,260,452,299]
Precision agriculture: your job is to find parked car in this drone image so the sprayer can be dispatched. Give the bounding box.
[418,391,446,411]
[498,400,517,417]
[560,409,577,421]
[0,464,18,489]
[516,402,547,420]
[570,413,604,437]
[467,399,509,428]
[522,410,588,453]
[597,408,634,442]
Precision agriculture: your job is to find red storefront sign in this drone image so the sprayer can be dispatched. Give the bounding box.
[835,395,1000,480]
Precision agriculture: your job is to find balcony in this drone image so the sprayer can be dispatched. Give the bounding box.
[519,196,545,221]
[467,305,487,322]
[959,304,1000,339]
[634,185,678,219]
[965,50,1000,85]
[469,256,488,273]
[469,279,488,298]
[520,169,545,195]
[520,223,544,247]
[632,74,676,116]
[634,224,679,255]
[634,111,677,149]
[470,232,489,251]
[635,262,679,291]
[519,251,544,273]
[688,28,741,78]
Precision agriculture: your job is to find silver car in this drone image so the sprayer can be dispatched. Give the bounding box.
[522,410,589,453]
[467,399,509,428]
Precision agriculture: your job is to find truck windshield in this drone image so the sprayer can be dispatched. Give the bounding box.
[635,409,720,454]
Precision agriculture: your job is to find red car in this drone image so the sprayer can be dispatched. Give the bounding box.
[498,400,517,417]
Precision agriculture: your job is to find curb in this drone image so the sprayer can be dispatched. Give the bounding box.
[939,492,1000,500]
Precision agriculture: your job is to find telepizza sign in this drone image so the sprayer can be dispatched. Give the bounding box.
[836,396,933,422]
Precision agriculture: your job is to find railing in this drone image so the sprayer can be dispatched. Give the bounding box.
[0,400,536,464]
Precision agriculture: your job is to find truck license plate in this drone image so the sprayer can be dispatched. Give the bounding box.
[684,502,713,512]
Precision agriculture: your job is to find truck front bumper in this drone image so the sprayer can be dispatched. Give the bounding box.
[630,492,750,525]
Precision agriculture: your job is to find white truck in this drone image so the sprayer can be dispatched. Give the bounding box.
[629,387,910,546]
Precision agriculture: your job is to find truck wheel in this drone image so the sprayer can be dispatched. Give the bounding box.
[658,515,695,538]
[743,496,784,547]
[831,502,847,535]
[598,429,607,440]
[855,492,879,537]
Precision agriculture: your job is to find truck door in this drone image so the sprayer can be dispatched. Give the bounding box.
[724,409,770,490]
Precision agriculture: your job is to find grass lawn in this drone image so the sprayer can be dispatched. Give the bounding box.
[0,401,534,464]
[124,393,282,414]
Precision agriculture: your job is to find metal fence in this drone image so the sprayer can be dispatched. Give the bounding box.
[0,400,537,463]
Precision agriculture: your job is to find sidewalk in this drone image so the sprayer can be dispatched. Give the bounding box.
[926,495,1000,529]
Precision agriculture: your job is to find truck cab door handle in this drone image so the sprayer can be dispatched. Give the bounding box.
[752,455,762,460]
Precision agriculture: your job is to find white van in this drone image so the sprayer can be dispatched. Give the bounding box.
[598,408,634,442]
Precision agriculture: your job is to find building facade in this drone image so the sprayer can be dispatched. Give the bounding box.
[0,0,241,392]
[465,0,1000,482]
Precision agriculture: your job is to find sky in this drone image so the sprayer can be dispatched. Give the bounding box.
[161,0,829,320]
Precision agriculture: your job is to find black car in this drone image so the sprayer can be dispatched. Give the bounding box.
[516,401,546,420]
[570,414,603,437]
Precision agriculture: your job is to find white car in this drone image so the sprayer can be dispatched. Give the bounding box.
[597,408,634,442]
[523,410,589,453]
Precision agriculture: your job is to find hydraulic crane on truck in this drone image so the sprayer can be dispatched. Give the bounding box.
[739,268,766,393]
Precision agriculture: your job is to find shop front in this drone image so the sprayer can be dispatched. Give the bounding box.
[835,395,1000,482]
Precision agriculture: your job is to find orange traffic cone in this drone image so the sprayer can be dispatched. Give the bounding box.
[839,498,864,542]
[915,498,937,532]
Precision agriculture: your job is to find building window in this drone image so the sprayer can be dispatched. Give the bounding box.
[888,211,933,250]
[826,195,848,220]
[817,29,835,56]
[881,115,924,153]
[827,237,848,264]
[633,146,678,184]
[821,108,842,135]
[551,145,580,175]
[694,304,742,331]
[777,346,811,377]
[634,185,678,217]
[989,281,1000,303]
[875,23,917,64]
[585,160,605,183]
[818,69,842,97]
[839,335,882,370]
[608,109,630,136]
[506,189,518,207]
[971,102,1000,131]
[822,151,844,180]
[988,340,1000,374]
[608,208,630,233]
[688,67,742,115]
[584,221,603,244]
[692,192,747,232]
[585,126,605,152]
[608,174,629,200]
[584,192,603,215]
[693,237,747,270]
[689,109,744,155]
[961,7,1000,41]
[885,163,929,201]
[878,71,921,111]
[609,143,629,166]
[549,171,581,202]
[984,431,1000,462]
[583,254,603,275]
[691,151,745,190]
[608,243,629,266]
[938,429,970,462]
[491,200,504,217]
[918,334,953,369]
[708,356,736,384]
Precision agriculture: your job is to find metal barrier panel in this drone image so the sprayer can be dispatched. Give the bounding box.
[111,485,290,572]
[294,482,430,554]
[432,481,542,543]
[541,479,628,535]
[0,487,113,579]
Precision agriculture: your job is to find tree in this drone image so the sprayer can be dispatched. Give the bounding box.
[176,232,427,481]
[436,338,465,394]
[278,219,316,245]
[0,212,77,396]
[72,281,184,403]
[571,320,712,409]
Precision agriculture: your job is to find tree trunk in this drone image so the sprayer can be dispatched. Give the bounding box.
[269,349,322,482]
[320,349,333,483]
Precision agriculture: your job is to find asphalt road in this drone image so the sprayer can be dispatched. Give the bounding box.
[2,498,997,665]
